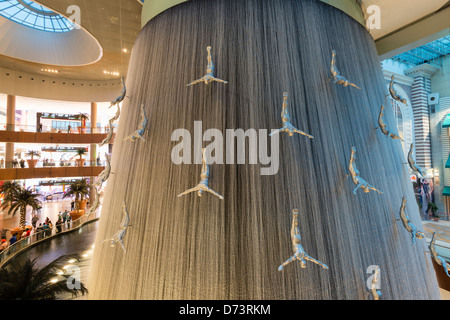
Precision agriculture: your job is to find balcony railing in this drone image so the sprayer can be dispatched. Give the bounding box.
[0,209,100,267]
[0,123,113,134]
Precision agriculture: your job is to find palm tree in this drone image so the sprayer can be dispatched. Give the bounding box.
[78,113,89,128]
[0,255,88,300]
[2,186,41,228]
[25,150,40,160]
[0,181,21,205]
[63,179,89,210]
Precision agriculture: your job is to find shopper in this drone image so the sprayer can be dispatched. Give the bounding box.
[19,159,25,168]
[0,239,7,252]
[9,233,17,245]
[0,158,4,168]
[31,214,39,230]
[67,124,71,133]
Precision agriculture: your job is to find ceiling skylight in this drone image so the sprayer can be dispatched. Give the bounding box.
[0,0,74,32]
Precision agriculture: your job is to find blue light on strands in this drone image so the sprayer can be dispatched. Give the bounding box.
[0,0,74,32]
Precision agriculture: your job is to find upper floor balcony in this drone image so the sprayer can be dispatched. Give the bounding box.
[0,123,114,144]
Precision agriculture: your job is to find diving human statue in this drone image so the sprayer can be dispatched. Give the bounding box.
[396,196,426,244]
[429,232,450,277]
[99,121,115,147]
[387,75,407,105]
[270,92,314,138]
[101,201,131,253]
[123,104,148,142]
[368,266,382,300]
[94,153,112,189]
[375,105,403,141]
[187,46,228,86]
[177,148,224,200]
[109,76,127,108]
[407,143,425,177]
[278,209,329,271]
[86,187,101,217]
[348,146,383,194]
[329,49,360,89]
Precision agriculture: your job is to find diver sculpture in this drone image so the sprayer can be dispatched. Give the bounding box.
[178,148,224,200]
[101,201,131,253]
[329,49,360,89]
[375,105,403,141]
[123,104,148,142]
[99,121,115,147]
[86,187,101,217]
[396,196,426,244]
[348,146,383,195]
[429,232,450,277]
[109,76,127,108]
[387,75,407,105]
[187,46,228,86]
[95,153,112,189]
[270,92,314,138]
[278,209,329,271]
[407,143,425,177]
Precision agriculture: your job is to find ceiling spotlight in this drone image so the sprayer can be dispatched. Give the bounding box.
[122,48,129,53]
[103,70,120,76]
[50,278,59,283]
[41,68,59,73]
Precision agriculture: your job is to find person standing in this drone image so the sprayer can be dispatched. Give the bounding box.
[0,158,4,168]
[67,124,71,134]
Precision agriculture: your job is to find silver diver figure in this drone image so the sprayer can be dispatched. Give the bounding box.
[368,265,382,300]
[86,187,101,217]
[101,201,131,253]
[396,196,426,244]
[99,120,115,147]
[429,232,450,277]
[94,153,112,189]
[348,146,383,195]
[270,92,314,138]
[407,143,425,177]
[187,46,228,86]
[178,148,224,200]
[123,104,148,142]
[387,75,407,105]
[109,76,127,108]
[375,105,403,141]
[278,209,329,271]
[329,49,360,89]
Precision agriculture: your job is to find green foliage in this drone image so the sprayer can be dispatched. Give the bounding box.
[25,150,41,159]
[0,255,88,300]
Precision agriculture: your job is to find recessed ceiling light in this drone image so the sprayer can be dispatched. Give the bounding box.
[103,70,120,76]
[41,68,59,73]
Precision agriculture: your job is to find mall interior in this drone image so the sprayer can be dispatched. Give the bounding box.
[0,0,449,301]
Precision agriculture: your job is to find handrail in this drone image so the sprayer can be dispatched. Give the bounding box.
[0,123,113,134]
[1,159,108,169]
[0,210,100,267]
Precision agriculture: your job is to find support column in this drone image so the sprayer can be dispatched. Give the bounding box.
[90,102,98,205]
[405,64,439,170]
[5,95,15,169]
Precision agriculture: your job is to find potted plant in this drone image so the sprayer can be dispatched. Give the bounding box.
[77,113,89,134]
[428,202,439,219]
[75,148,87,167]
[63,179,89,220]
[25,150,40,169]
[1,186,41,230]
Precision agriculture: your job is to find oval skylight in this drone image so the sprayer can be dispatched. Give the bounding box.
[0,0,74,32]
